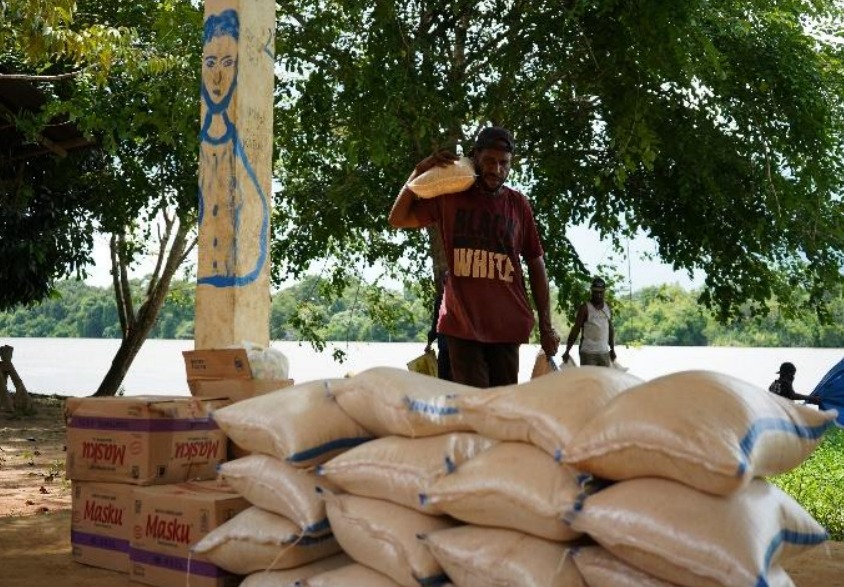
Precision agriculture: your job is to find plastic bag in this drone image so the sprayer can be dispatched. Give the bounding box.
[229,341,290,380]
[407,350,438,377]
[610,360,629,372]
[530,351,558,379]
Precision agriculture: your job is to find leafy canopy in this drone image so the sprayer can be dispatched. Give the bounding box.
[0,0,202,309]
[273,0,844,320]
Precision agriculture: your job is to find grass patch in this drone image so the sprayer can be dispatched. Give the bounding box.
[769,426,844,541]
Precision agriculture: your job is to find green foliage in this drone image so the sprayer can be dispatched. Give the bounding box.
[0,150,105,307]
[269,275,430,348]
[613,284,844,347]
[273,0,844,324]
[1,0,202,311]
[0,0,134,80]
[770,427,844,541]
[4,1,844,357]
[8,278,844,351]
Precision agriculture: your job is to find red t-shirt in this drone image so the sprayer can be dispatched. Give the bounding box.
[414,184,544,344]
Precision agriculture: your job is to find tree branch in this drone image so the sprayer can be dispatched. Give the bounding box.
[0,71,83,82]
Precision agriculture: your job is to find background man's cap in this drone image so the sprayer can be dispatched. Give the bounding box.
[591,277,606,290]
[777,361,796,375]
[474,126,515,153]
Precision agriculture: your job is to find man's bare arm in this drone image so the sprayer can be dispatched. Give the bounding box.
[388,150,460,229]
[526,256,560,356]
[388,177,423,228]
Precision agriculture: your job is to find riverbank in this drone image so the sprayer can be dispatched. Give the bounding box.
[0,395,841,587]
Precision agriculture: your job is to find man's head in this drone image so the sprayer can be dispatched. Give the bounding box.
[778,362,796,380]
[472,126,514,195]
[590,277,606,304]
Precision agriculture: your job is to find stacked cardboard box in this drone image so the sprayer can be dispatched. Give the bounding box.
[65,395,230,582]
[182,348,293,402]
[130,481,249,587]
[70,481,134,573]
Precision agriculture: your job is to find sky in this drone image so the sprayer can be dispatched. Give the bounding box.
[85,224,705,292]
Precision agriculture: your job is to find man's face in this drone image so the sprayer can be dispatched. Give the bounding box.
[474,147,512,193]
[591,288,605,304]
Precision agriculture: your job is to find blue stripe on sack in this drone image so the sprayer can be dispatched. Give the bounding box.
[562,490,589,526]
[737,417,835,475]
[294,532,336,547]
[555,448,564,462]
[303,518,331,535]
[754,529,828,587]
[444,456,456,473]
[416,572,450,586]
[287,436,373,464]
[404,396,459,416]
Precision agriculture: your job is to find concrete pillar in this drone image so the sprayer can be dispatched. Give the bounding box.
[195,0,275,349]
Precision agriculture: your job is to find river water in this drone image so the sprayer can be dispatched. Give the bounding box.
[1,337,842,398]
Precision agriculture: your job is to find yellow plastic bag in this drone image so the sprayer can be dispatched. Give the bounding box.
[530,351,559,379]
[407,350,438,377]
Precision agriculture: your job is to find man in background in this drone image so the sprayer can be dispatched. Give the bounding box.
[562,277,617,367]
[769,362,821,404]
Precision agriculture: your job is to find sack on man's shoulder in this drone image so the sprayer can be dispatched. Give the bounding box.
[407,349,438,377]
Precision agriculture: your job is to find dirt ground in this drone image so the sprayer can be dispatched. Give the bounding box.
[0,394,842,587]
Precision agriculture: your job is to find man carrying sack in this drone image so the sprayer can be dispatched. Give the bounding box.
[389,126,559,387]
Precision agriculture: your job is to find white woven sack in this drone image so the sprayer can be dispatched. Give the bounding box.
[421,442,585,541]
[239,553,352,587]
[191,506,341,575]
[406,157,476,198]
[219,454,336,535]
[420,525,585,587]
[211,379,373,467]
[317,433,496,514]
[572,546,686,587]
[299,563,402,586]
[455,367,642,462]
[565,370,838,495]
[328,367,478,437]
[565,477,824,587]
[323,492,455,587]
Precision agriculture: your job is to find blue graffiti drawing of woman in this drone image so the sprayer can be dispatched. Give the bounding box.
[197,9,269,288]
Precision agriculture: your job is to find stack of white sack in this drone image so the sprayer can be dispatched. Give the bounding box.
[304,367,641,586]
[300,369,478,585]
[191,379,374,585]
[562,370,838,587]
[198,366,837,587]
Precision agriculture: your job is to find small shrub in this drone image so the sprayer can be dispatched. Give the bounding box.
[770,427,844,541]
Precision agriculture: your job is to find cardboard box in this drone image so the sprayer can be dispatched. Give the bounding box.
[183,349,254,380]
[71,481,134,573]
[182,349,293,402]
[130,480,249,587]
[66,396,229,485]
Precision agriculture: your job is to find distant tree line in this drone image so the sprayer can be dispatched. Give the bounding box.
[3,278,844,348]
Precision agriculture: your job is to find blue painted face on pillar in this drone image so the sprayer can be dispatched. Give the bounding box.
[197,9,269,288]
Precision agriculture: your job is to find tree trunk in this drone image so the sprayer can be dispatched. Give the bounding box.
[0,345,31,412]
[426,225,448,293]
[0,346,15,411]
[93,218,194,397]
